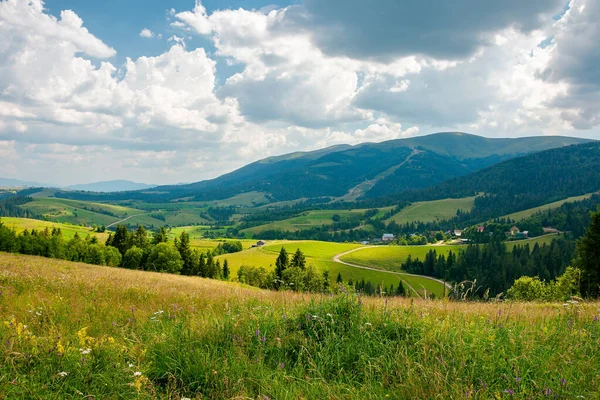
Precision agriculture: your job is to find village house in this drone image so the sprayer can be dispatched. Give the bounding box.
[252,240,267,248]
[453,229,463,237]
[477,225,485,233]
[382,233,395,242]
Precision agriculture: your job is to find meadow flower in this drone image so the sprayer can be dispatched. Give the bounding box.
[128,363,134,368]
[134,371,142,377]
[261,335,266,343]
[593,315,598,322]
[544,388,553,395]
[80,348,91,355]
[255,329,261,337]
[560,378,566,385]
[181,398,192,400]
[503,389,514,395]
[58,371,68,377]
[279,362,284,369]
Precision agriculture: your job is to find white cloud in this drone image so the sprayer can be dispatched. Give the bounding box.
[139,28,155,38]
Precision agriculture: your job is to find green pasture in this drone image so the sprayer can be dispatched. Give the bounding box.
[386,196,476,224]
[0,217,108,241]
[501,192,597,221]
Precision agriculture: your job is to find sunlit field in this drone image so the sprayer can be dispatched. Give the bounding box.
[1,253,599,398]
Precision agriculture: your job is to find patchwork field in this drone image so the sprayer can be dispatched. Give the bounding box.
[216,241,447,297]
[501,192,597,221]
[0,217,109,241]
[241,207,394,236]
[1,253,598,399]
[386,196,477,224]
[339,245,461,271]
[506,233,561,251]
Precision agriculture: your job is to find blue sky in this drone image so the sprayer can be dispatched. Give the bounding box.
[0,0,598,185]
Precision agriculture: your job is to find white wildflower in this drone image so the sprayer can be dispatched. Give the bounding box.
[80,348,91,355]
[365,322,372,327]
[58,371,68,377]
[128,363,134,368]
[134,371,142,377]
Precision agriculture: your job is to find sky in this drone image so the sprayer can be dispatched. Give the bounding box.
[1,0,599,185]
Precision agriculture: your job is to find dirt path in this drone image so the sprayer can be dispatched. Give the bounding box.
[333,246,452,298]
[106,213,146,228]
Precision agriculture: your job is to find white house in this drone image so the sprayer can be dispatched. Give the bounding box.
[382,233,395,242]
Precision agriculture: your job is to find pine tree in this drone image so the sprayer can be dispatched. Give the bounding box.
[275,247,289,279]
[223,259,230,280]
[336,272,343,284]
[291,248,306,269]
[575,207,600,297]
[175,231,194,275]
[152,226,168,245]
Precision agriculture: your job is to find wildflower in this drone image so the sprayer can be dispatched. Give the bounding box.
[58,371,68,377]
[80,348,91,355]
[255,329,261,337]
[544,388,553,396]
[261,335,266,343]
[504,389,514,395]
[279,362,284,369]
[365,322,372,327]
[515,377,521,383]
[560,378,566,386]
[501,374,506,380]
[594,315,598,322]
[134,371,142,377]
[181,398,192,400]
[128,363,134,368]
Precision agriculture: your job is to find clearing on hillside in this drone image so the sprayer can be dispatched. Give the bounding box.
[386,196,476,224]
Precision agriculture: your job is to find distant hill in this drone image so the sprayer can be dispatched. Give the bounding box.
[66,180,155,193]
[54,132,591,203]
[394,141,600,221]
[0,177,51,188]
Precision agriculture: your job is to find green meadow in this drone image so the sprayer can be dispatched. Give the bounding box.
[1,253,598,399]
[0,217,108,241]
[501,192,597,221]
[386,196,477,224]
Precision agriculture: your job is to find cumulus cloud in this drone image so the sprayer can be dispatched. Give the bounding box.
[293,0,565,61]
[139,28,155,38]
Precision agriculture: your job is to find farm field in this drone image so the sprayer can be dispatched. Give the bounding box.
[506,233,561,251]
[1,253,598,399]
[0,217,108,241]
[501,192,597,221]
[339,245,461,272]
[216,241,447,297]
[386,196,476,224]
[241,207,394,236]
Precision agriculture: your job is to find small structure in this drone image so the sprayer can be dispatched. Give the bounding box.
[252,240,267,248]
[361,240,370,245]
[509,226,520,236]
[515,231,529,239]
[477,225,485,233]
[453,230,463,237]
[382,233,395,242]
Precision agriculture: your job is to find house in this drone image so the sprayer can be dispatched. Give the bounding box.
[453,230,463,237]
[510,226,520,236]
[477,225,485,233]
[361,240,370,245]
[252,240,267,248]
[382,233,395,242]
[515,231,529,239]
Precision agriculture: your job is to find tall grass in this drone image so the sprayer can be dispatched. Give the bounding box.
[1,253,599,398]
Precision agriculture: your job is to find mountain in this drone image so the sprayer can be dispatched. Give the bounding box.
[55,132,591,203]
[0,177,51,188]
[66,180,155,192]
[394,141,600,221]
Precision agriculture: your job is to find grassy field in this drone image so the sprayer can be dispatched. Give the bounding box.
[242,207,394,236]
[216,241,447,298]
[506,233,561,251]
[0,217,108,241]
[1,253,599,398]
[502,192,597,221]
[386,196,476,224]
[340,245,462,271]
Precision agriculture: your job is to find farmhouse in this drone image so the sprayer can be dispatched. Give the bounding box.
[510,226,520,235]
[477,225,485,233]
[252,240,267,248]
[382,233,395,242]
[453,230,463,237]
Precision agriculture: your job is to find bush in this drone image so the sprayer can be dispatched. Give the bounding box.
[123,246,144,269]
[147,243,183,274]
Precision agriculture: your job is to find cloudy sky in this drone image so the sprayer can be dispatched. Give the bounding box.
[1,0,599,185]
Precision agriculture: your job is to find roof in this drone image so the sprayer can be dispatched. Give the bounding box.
[382,233,395,238]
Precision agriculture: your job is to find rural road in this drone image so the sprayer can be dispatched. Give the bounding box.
[106,213,146,228]
[333,246,452,298]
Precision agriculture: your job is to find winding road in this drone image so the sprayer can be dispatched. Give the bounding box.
[332,246,452,298]
[106,213,146,228]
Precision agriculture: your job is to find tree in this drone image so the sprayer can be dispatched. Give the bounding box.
[222,259,230,280]
[575,207,600,297]
[104,246,122,267]
[175,231,194,275]
[291,248,306,269]
[132,225,148,249]
[275,247,289,279]
[336,272,343,284]
[110,225,131,256]
[123,246,144,269]
[147,243,183,274]
[152,226,168,245]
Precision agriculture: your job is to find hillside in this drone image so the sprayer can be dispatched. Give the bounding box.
[1,253,599,398]
[393,141,600,222]
[51,133,589,203]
